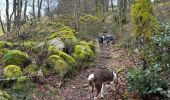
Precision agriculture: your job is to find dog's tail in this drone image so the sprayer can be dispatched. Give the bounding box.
[88,74,94,81]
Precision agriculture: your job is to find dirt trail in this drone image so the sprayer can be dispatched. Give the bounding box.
[33,14,140,100]
[57,43,139,100]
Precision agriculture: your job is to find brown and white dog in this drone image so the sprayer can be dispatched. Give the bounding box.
[88,68,117,99]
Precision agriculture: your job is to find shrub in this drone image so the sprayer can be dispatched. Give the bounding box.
[127,23,170,99]
[2,50,29,68]
[4,65,23,78]
[131,0,159,39]
[127,66,167,98]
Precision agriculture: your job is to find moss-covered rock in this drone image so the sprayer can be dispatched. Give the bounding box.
[50,26,78,40]
[12,76,29,91]
[48,46,77,67]
[49,37,65,50]
[2,50,29,68]
[0,48,9,55]
[23,64,38,77]
[48,55,64,63]
[0,41,13,49]
[48,55,68,75]
[48,46,59,56]
[0,90,12,100]
[4,65,23,78]
[73,45,94,61]
[80,41,94,50]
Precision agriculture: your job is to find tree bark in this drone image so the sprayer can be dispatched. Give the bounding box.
[24,0,28,22]
[118,0,127,24]
[37,0,43,21]
[6,0,10,32]
[32,0,35,19]
[95,0,100,17]
[0,11,6,34]
[13,0,17,28]
[110,0,114,12]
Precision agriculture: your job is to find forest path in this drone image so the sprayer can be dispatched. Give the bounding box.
[58,43,139,100]
[32,14,140,100]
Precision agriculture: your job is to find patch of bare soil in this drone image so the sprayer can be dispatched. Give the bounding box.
[33,43,141,100]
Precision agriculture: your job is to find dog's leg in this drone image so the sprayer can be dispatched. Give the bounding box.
[94,83,102,100]
[101,83,104,98]
[92,84,94,93]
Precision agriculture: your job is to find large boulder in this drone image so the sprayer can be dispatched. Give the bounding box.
[48,46,77,67]
[2,50,30,68]
[73,45,94,61]
[12,76,29,91]
[4,65,23,78]
[49,37,65,50]
[48,55,68,76]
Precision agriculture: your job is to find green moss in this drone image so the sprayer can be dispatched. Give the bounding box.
[48,46,77,67]
[80,14,101,23]
[4,65,23,78]
[50,26,78,40]
[54,59,68,75]
[48,46,60,56]
[0,90,12,100]
[131,0,159,39]
[48,55,68,75]
[23,64,38,77]
[48,55,64,63]
[55,15,75,26]
[23,41,38,49]
[80,41,94,50]
[13,76,28,91]
[2,50,29,67]
[0,41,13,49]
[73,45,94,61]
[0,48,9,55]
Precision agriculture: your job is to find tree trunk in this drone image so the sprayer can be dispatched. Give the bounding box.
[32,0,35,19]
[95,0,100,17]
[118,0,127,24]
[37,0,43,21]
[110,0,114,12]
[13,0,17,28]
[6,0,10,32]
[24,0,28,22]
[0,11,6,34]
[74,0,81,30]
